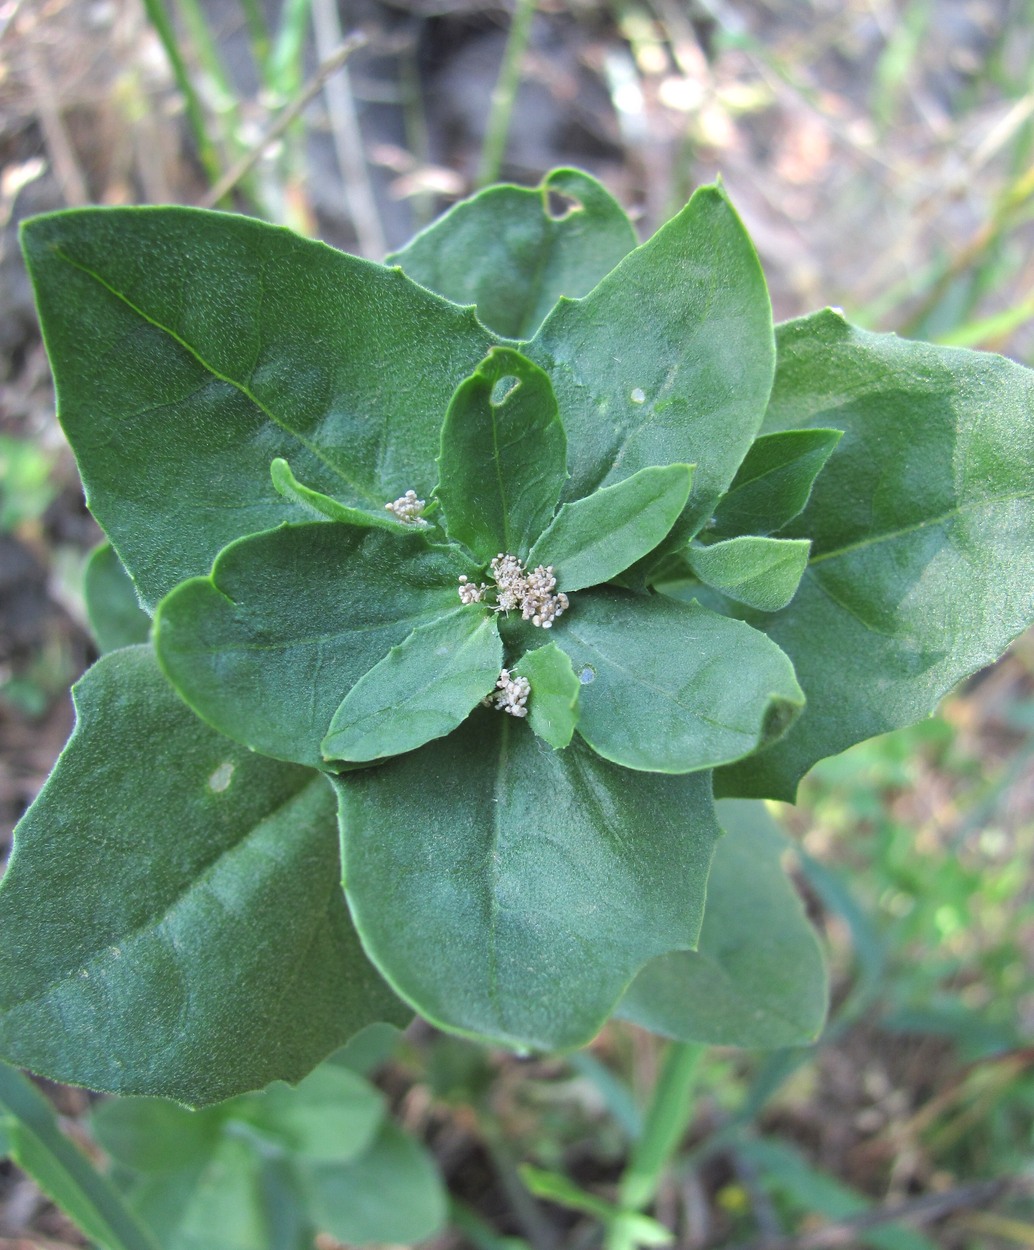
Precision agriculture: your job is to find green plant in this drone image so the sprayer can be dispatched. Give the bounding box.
[0,432,56,532]
[0,1026,446,1249]
[87,1029,446,1249]
[2,169,1032,1233]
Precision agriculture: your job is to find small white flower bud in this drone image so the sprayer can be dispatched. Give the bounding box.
[458,575,488,605]
[488,667,531,717]
[487,554,570,627]
[385,489,429,525]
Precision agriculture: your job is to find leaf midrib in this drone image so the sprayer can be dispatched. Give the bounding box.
[0,775,326,1014]
[52,245,380,506]
[490,395,513,553]
[563,622,751,738]
[486,716,509,1024]
[173,600,452,655]
[808,488,1034,567]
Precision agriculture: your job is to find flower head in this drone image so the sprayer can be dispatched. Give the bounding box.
[465,553,569,627]
[385,489,429,525]
[487,668,530,717]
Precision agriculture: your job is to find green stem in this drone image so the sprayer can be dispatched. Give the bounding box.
[269,0,314,97]
[175,0,241,120]
[238,0,271,71]
[476,0,538,188]
[174,0,260,207]
[618,1041,704,1214]
[139,0,223,190]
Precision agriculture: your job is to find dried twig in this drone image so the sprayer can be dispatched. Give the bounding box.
[311,0,385,258]
[202,31,367,210]
[733,1175,1032,1250]
[23,34,88,205]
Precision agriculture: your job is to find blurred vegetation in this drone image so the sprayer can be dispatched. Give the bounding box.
[0,0,1032,1246]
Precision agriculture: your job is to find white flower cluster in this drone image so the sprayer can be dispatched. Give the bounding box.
[487,668,530,717]
[457,575,487,604]
[471,553,568,628]
[489,553,527,612]
[384,489,429,525]
[522,562,568,628]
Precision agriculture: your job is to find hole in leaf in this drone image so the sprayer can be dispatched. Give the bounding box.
[578,665,595,685]
[491,376,521,405]
[546,190,583,220]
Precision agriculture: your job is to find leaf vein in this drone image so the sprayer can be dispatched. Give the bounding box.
[51,246,380,505]
[808,489,1034,566]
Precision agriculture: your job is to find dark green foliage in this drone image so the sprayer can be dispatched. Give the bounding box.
[3,171,1031,1104]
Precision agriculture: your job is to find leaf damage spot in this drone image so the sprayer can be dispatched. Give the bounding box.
[579,665,596,685]
[630,388,646,404]
[490,375,520,406]
[208,761,235,792]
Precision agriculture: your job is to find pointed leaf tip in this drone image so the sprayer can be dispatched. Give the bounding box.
[323,609,503,763]
[686,535,811,612]
[528,464,693,591]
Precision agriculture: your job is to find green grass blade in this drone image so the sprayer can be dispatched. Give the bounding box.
[270,0,314,97]
[139,0,223,189]
[0,1062,160,1250]
[477,0,538,187]
[238,0,271,69]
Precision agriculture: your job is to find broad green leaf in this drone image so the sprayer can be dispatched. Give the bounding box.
[717,311,1034,801]
[128,1135,282,1250]
[0,647,405,1105]
[559,588,804,774]
[331,1022,401,1075]
[514,642,580,749]
[299,1119,447,1247]
[93,1065,387,1245]
[233,1063,385,1163]
[617,800,828,1047]
[92,1097,225,1174]
[709,428,842,538]
[127,1153,311,1250]
[323,608,502,763]
[155,522,468,770]
[84,541,151,653]
[0,1061,160,1250]
[251,1159,312,1250]
[685,536,811,611]
[335,713,721,1050]
[21,207,496,607]
[527,464,693,591]
[388,167,637,340]
[436,347,567,559]
[270,457,426,532]
[527,184,774,537]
